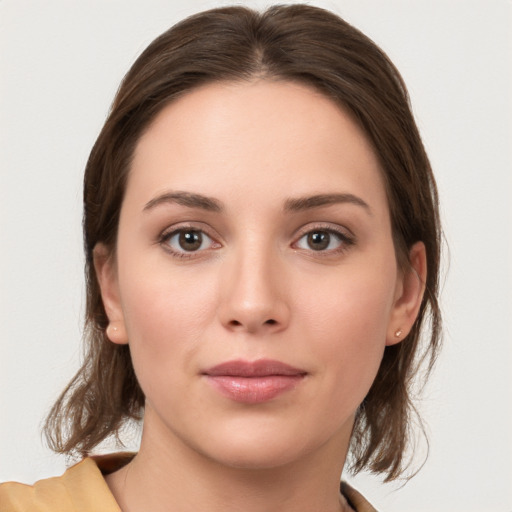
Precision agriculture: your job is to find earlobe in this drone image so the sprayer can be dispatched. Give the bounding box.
[93,243,129,345]
[386,241,427,346]
[105,321,128,345]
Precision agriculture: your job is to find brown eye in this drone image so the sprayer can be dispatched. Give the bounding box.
[178,230,203,251]
[295,228,352,254]
[306,231,331,251]
[164,229,215,254]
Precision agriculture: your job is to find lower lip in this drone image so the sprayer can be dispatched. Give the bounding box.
[205,375,304,404]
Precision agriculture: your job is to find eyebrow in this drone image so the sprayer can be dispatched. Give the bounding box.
[284,193,372,214]
[143,191,223,213]
[143,190,371,215]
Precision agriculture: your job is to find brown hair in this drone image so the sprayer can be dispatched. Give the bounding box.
[44,4,441,481]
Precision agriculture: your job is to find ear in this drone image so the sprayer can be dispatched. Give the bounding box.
[386,241,427,346]
[93,243,129,345]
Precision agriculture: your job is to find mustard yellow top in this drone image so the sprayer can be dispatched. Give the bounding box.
[0,453,377,512]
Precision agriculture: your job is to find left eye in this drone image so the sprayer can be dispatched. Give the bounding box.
[295,230,344,252]
[164,229,215,253]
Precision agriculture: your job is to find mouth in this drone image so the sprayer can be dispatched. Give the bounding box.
[202,359,307,404]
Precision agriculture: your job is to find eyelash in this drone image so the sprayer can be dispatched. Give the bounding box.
[158,224,220,259]
[292,225,355,256]
[158,224,355,259]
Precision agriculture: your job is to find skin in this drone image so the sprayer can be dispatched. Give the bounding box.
[95,80,426,512]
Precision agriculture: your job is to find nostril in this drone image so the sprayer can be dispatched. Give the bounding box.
[227,318,277,328]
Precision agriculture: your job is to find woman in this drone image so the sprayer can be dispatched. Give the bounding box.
[0,4,441,511]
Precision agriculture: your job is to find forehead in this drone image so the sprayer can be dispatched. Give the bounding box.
[126,80,388,214]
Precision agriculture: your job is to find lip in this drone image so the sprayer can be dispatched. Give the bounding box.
[203,359,307,404]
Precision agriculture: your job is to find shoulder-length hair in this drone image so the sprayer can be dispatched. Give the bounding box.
[44,4,442,482]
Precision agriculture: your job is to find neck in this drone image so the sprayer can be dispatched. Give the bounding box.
[106,411,354,512]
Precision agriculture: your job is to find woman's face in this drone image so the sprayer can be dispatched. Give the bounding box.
[97,80,421,470]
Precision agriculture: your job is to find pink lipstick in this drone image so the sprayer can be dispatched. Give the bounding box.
[203,359,306,404]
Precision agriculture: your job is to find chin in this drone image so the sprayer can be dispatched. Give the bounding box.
[204,440,308,471]
[191,420,333,472]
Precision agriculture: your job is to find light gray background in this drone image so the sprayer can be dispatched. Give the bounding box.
[1,1,511,511]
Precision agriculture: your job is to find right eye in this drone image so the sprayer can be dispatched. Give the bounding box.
[161,228,219,256]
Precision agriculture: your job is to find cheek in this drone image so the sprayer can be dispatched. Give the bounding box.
[119,238,219,332]
[294,256,397,390]
[117,260,219,394]
[299,257,396,336]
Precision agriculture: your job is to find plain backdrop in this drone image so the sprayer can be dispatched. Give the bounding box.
[1,1,511,511]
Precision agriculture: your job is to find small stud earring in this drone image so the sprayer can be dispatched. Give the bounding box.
[106,324,118,338]
[394,329,403,338]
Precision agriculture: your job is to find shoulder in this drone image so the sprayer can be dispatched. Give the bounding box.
[0,456,126,512]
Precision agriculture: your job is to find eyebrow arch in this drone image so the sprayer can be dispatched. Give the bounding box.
[284,193,372,214]
[143,191,223,213]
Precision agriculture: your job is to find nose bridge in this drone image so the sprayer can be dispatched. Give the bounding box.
[218,235,289,333]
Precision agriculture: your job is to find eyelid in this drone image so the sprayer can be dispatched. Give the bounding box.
[158,222,222,258]
[293,222,355,240]
[291,222,356,253]
[156,221,355,259]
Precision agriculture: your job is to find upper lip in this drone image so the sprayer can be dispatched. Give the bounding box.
[203,359,307,377]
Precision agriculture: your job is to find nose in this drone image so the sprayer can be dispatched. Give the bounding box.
[217,245,290,335]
